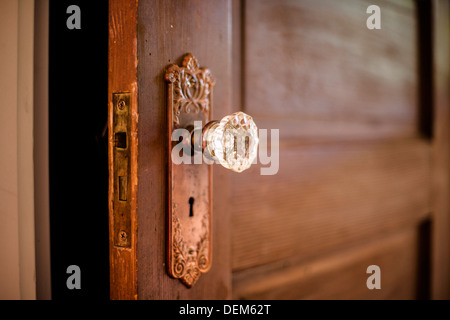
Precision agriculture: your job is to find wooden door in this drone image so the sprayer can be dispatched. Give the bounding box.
[108,0,450,299]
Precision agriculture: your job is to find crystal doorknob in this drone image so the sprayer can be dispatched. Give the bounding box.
[194,111,259,173]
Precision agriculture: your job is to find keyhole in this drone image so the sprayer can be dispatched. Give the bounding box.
[189,197,195,217]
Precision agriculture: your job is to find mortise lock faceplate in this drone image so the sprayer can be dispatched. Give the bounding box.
[112,93,131,248]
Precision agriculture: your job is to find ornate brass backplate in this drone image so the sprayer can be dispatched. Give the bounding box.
[165,54,214,287]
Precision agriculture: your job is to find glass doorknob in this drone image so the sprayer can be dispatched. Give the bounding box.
[194,112,259,173]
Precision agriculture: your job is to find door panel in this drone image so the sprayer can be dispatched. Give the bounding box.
[232,140,431,271]
[244,0,418,140]
[233,228,421,299]
[231,0,431,299]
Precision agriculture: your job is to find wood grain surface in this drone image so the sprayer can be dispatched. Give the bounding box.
[431,0,450,299]
[232,139,431,271]
[136,0,232,299]
[233,227,423,299]
[244,0,418,140]
[107,0,449,299]
[108,0,138,300]
[230,0,436,299]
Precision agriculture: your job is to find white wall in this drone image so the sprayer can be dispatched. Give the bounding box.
[0,0,36,300]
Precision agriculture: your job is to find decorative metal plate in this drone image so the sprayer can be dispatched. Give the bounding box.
[165,54,214,287]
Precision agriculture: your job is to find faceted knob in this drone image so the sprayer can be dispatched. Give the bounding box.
[202,112,259,173]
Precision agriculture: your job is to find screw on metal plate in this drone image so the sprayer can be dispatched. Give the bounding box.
[117,99,126,110]
[119,230,128,244]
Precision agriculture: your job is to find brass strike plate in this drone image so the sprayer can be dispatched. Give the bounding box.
[113,93,131,248]
[165,54,214,287]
